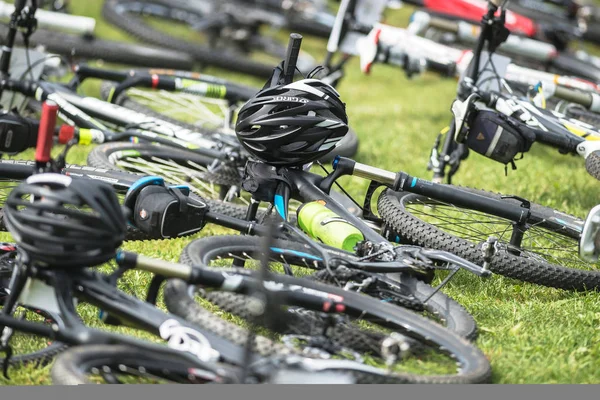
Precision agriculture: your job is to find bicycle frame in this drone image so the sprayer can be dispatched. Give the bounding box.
[0,259,244,369]
[0,0,96,35]
[409,10,600,74]
[69,64,257,105]
[2,78,236,159]
[235,157,523,273]
[0,234,405,379]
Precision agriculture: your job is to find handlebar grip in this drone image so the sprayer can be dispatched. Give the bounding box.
[586,151,600,181]
[283,33,303,84]
[35,100,59,164]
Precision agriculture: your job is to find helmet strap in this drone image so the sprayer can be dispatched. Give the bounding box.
[263,60,286,90]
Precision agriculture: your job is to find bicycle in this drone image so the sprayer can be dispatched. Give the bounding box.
[408,9,600,83]
[0,1,360,208]
[0,172,493,384]
[327,0,600,184]
[0,0,196,70]
[402,0,600,48]
[101,0,318,78]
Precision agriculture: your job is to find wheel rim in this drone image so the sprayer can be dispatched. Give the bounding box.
[192,247,463,378]
[114,0,315,69]
[126,88,237,133]
[109,152,244,204]
[83,363,219,384]
[399,194,597,271]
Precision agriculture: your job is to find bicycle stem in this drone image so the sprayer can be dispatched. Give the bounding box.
[0,0,31,100]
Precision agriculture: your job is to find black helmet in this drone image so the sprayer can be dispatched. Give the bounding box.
[4,173,127,268]
[235,78,349,167]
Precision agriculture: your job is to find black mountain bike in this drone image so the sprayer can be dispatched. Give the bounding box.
[0,154,492,384]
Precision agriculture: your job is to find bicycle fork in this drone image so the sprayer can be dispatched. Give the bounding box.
[427,119,469,184]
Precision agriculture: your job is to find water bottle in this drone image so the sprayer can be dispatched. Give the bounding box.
[296,200,364,252]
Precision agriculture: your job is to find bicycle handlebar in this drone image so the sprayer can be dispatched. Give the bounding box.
[0,1,95,35]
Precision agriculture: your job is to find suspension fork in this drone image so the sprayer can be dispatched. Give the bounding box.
[431,117,469,184]
[431,119,456,184]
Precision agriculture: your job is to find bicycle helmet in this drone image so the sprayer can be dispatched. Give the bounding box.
[235,78,349,167]
[4,173,127,269]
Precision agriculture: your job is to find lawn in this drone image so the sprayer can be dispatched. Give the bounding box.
[2,0,600,385]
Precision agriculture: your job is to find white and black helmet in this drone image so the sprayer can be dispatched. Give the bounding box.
[235,79,349,167]
[4,173,127,268]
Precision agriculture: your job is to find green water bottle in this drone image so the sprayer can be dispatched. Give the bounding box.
[296,200,364,252]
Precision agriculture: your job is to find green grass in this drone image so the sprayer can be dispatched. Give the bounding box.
[2,0,600,385]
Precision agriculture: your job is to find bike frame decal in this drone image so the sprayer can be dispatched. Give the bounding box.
[269,248,323,262]
[158,319,220,362]
[177,78,227,99]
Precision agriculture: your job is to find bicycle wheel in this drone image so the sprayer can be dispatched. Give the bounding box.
[87,142,247,205]
[0,159,248,238]
[99,80,359,161]
[585,151,600,182]
[0,161,137,235]
[178,234,478,340]
[0,305,68,370]
[51,344,237,384]
[87,142,361,216]
[102,0,315,78]
[377,187,600,291]
[164,270,491,383]
[0,25,194,70]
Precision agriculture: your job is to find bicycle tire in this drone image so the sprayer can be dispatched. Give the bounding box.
[178,234,478,340]
[376,187,600,291]
[51,344,236,384]
[0,308,68,370]
[550,53,600,83]
[585,151,600,182]
[0,25,194,71]
[287,18,332,38]
[102,0,279,78]
[164,270,492,383]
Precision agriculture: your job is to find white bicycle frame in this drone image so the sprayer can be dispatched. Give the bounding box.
[355,23,600,103]
[408,10,600,71]
[0,1,95,35]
